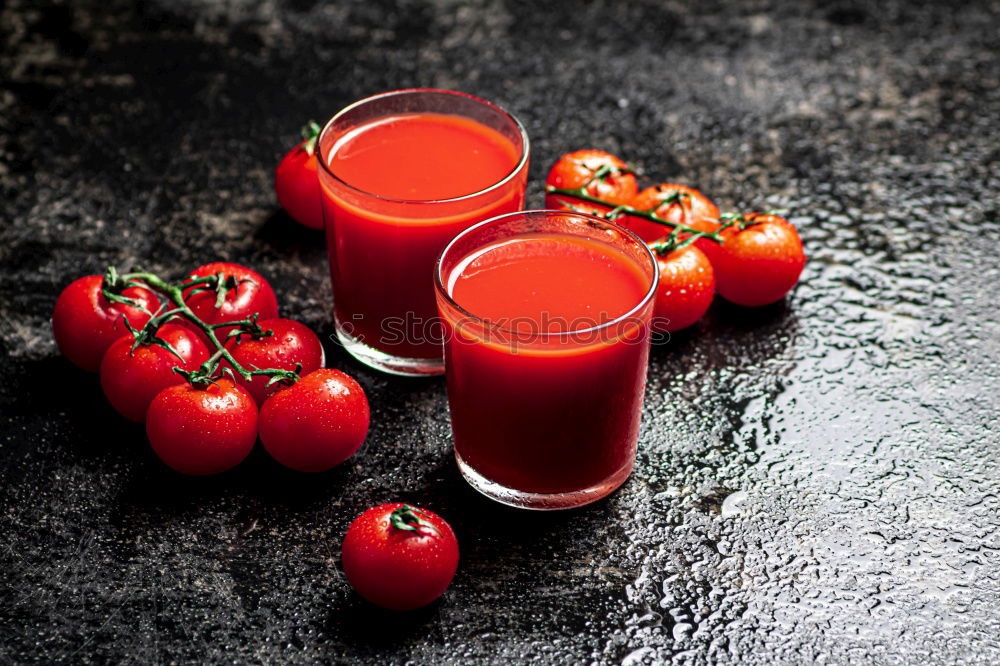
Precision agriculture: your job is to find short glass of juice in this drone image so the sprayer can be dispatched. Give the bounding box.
[316,89,530,376]
[434,210,659,509]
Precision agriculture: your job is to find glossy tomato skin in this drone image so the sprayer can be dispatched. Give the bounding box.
[275,142,323,230]
[224,318,325,405]
[341,503,459,611]
[624,184,720,244]
[259,369,369,472]
[183,262,278,337]
[146,378,257,475]
[100,324,211,423]
[52,275,159,372]
[701,214,806,307]
[652,246,716,333]
[544,149,638,212]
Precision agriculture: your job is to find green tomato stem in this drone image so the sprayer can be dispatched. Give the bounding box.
[547,182,727,241]
[104,269,298,389]
[389,505,440,538]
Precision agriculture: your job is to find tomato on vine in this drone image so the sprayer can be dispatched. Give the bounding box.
[275,121,325,230]
[225,318,325,405]
[624,184,720,244]
[146,378,258,475]
[544,149,638,214]
[100,323,210,423]
[650,243,716,333]
[701,213,806,307]
[341,503,459,611]
[259,369,369,473]
[183,262,278,337]
[52,275,160,372]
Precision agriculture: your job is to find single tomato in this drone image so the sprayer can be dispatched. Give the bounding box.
[544,149,638,213]
[183,262,279,337]
[651,245,716,333]
[100,323,211,423]
[52,275,160,372]
[624,184,720,244]
[224,318,325,405]
[146,378,257,475]
[341,503,459,611]
[701,213,806,307]
[275,121,324,230]
[258,369,369,473]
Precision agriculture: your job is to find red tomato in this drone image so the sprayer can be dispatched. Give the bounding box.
[651,245,716,333]
[701,213,806,307]
[544,149,638,212]
[171,318,217,352]
[275,122,324,230]
[52,275,159,372]
[146,378,257,475]
[258,369,369,473]
[341,503,459,611]
[183,262,278,338]
[224,318,325,405]
[624,184,720,244]
[100,324,211,423]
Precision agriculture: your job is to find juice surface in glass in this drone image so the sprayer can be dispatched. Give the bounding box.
[329,113,516,201]
[317,90,529,376]
[436,211,657,509]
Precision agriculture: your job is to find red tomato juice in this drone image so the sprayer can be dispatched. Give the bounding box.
[320,112,525,360]
[439,233,654,496]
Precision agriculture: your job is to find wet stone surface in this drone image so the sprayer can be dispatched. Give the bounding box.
[1,0,999,663]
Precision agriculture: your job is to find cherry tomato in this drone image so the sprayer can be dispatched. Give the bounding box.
[100,324,211,423]
[275,122,324,230]
[341,503,459,611]
[258,369,369,473]
[224,318,325,405]
[146,378,257,475]
[651,245,716,333]
[701,213,806,307]
[52,275,159,372]
[544,149,638,213]
[624,184,720,244]
[183,262,278,338]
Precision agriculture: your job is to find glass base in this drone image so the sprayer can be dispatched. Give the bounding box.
[334,316,444,377]
[455,451,633,510]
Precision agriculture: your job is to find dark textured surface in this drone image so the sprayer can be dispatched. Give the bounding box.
[2,0,999,663]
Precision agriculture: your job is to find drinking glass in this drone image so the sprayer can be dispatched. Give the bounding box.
[435,210,658,509]
[316,89,529,376]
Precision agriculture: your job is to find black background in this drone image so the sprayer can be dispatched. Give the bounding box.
[1,0,998,663]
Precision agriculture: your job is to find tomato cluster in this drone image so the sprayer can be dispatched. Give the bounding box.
[545,149,807,332]
[52,262,369,476]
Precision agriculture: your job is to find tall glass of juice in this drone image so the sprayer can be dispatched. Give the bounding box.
[435,210,659,509]
[316,89,530,376]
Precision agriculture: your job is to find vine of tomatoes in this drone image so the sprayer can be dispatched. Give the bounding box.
[53,262,369,475]
[545,149,806,331]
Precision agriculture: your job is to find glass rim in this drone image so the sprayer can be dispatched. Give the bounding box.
[434,209,660,339]
[316,88,530,205]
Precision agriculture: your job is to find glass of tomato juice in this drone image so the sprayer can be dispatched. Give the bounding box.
[434,210,659,509]
[316,89,530,376]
